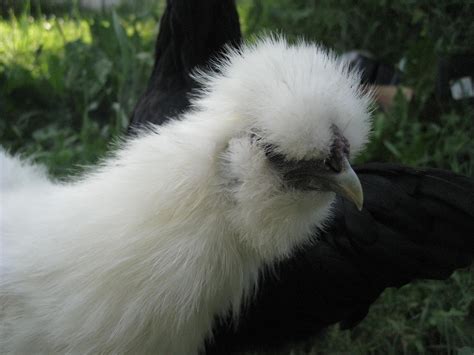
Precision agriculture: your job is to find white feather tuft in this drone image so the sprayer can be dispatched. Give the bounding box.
[192,36,373,160]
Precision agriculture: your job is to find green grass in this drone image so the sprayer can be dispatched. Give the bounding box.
[1,1,473,354]
[0,3,157,176]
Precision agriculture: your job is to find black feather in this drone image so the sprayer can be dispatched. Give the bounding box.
[128,0,241,131]
[204,164,474,354]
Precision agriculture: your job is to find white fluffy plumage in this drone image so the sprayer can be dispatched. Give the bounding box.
[0,37,372,354]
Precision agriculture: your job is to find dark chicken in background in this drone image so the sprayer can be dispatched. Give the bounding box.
[128,0,241,130]
[129,0,474,353]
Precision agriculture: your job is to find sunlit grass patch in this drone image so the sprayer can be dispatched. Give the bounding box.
[0,15,91,75]
[0,9,156,176]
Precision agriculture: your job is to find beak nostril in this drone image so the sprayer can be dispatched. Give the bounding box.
[325,156,342,173]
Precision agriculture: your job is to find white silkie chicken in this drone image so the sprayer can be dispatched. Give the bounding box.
[0,37,371,354]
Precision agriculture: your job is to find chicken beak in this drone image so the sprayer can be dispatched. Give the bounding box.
[329,157,364,211]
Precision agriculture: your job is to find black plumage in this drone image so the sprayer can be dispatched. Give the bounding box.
[206,164,474,353]
[129,1,474,353]
[128,0,241,130]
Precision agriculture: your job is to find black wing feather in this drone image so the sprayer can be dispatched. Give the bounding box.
[204,164,474,354]
[128,0,241,131]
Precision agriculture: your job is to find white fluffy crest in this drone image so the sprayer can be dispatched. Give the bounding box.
[193,36,372,160]
[1,36,372,354]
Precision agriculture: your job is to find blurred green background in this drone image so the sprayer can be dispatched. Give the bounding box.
[1,0,473,354]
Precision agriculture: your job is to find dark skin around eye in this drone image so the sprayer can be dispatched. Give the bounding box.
[259,126,350,189]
